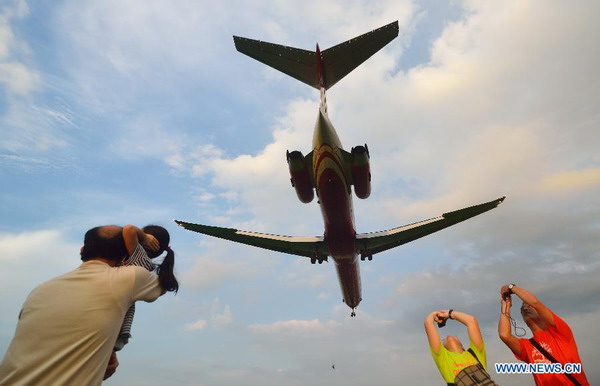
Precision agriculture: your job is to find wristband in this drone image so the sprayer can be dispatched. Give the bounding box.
[448,309,454,320]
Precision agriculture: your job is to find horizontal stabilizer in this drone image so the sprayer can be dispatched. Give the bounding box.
[233,36,317,88]
[233,21,399,89]
[321,21,399,89]
[356,196,505,255]
[174,220,328,258]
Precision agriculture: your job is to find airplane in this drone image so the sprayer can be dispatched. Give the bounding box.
[175,21,505,317]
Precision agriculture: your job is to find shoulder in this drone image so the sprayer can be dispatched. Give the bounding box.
[548,312,573,336]
[429,343,447,359]
[469,339,486,354]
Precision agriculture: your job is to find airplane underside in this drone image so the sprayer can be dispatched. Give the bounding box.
[175,21,505,318]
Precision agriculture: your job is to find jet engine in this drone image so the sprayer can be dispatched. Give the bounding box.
[286,150,314,203]
[351,144,371,199]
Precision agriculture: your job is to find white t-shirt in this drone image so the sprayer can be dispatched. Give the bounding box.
[0,260,162,386]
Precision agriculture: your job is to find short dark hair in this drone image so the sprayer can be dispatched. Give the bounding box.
[80,226,127,262]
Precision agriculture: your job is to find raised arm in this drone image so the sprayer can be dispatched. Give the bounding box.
[501,284,554,326]
[424,312,442,354]
[122,224,159,256]
[440,310,484,350]
[498,295,521,356]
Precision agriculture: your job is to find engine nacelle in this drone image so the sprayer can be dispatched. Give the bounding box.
[351,144,371,199]
[286,150,314,203]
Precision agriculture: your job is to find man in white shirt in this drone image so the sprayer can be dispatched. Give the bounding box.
[0,225,164,385]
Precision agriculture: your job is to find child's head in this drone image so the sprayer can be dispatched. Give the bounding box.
[142,225,170,258]
[143,225,179,293]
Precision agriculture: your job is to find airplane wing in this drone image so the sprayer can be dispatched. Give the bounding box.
[174,220,328,258]
[356,196,505,256]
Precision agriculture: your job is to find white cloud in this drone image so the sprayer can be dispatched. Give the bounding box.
[184,319,207,331]
[249,319,342,338]
[180,251,252,291]
[0,229,81,329]
[538,168,600,195]
[0,229,76,267]
[0,62,38,95]
[212,304,233,328]
[0,0,38,96]
[4,1,600,385]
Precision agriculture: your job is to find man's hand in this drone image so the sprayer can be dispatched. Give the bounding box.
[103,351,119,380]
[142,234,160,252]
[500,284,512,300]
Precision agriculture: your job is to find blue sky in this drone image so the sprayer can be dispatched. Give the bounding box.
[1,0,599,385]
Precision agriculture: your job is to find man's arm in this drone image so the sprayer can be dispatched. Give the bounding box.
[424,311,442,354]
[440,310,484,350]
[498,295,522,356]
[501,284,555,326]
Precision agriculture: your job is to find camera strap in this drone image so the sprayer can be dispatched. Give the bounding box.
[529,338,581,386]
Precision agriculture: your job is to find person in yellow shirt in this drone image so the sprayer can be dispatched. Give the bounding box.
[425,309,497,385]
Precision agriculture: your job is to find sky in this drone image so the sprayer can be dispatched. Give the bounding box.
[1,0,599,384]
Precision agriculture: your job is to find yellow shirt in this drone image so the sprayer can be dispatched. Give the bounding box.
[0,260,162,386]
[430,340,487,383]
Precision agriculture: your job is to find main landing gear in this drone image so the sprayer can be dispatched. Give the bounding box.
[310,253,328,264]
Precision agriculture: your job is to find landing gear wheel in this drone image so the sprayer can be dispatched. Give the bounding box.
[350,309,356,317]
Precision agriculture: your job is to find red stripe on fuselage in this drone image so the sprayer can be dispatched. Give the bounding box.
[314,144,351,189]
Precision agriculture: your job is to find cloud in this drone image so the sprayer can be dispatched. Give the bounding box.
[249,319,342,338]
[538,168,600,195]
[3,1,600,385]
[0,229,80,328]
[0,0,38,96]
[0,1,80,157]
[180,254,251,291]
[212,302,233,328]
[0,229,75,267]
[184,319,207,331]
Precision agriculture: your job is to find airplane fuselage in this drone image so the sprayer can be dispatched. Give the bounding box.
[312,88,362,309]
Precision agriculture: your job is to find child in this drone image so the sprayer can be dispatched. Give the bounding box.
[114,224,179,351]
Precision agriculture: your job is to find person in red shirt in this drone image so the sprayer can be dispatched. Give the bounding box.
[498,284,589,385]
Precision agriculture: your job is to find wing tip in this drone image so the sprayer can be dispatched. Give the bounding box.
[173,219,187,228]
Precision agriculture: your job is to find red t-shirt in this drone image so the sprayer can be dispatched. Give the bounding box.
[515,313,589,386]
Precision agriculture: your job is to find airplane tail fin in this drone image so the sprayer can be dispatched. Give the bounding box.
[233,21,399,90]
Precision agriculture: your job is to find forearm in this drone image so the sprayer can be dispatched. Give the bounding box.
[448,310,475,326]
[424,312,437,327]
[510,285,540,307]
[451,310,483,349]
[424,312,441,352]
[498,309,513,341]
[498,301,522,355]
[123,225,143,254]
[123,225,145,242]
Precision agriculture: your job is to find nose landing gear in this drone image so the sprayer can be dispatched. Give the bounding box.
[350,308,356,317]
